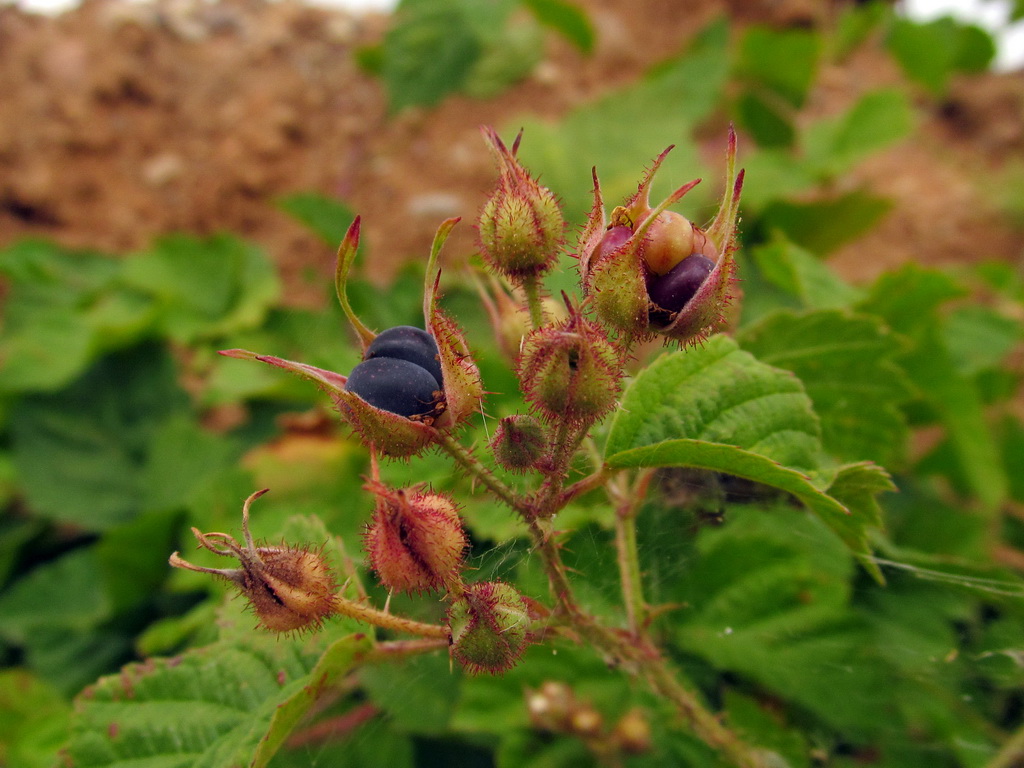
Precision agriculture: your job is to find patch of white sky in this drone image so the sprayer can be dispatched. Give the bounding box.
[6,0,1024,71]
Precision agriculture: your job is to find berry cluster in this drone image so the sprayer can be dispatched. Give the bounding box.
[198,125,743,689]
[345,326,445,420]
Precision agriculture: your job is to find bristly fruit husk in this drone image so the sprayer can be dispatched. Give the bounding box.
[478,126,565,282]
[516,297,623,426]
[219,217,483,458]
[169,489,336,634]
[577,126,744,347]
[363,481,467,594]
[448,581,531,675]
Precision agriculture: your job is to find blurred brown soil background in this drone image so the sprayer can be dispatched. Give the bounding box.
[1,0,1022,308]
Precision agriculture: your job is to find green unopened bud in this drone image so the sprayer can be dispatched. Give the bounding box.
[448,581,531,675]
[490,415,547,472]
[516,299,623,426]
[478,126,564,281]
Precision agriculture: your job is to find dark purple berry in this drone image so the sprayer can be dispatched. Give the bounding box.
[646,254,715,313]
[345,357,442,419]
[365,326,443,387]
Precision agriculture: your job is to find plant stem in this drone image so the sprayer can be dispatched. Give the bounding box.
[987,722,1024,768]
[607,469,655,632]
[521,274,546,329]
[614,511,644,633]
[435,431,529,516]
[639,653,765,768]
[330,593,449,638]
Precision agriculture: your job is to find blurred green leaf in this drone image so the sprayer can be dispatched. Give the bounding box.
[515,17,730,222]
[739,310,911,465]
[832,1,890,62]
[382,0,481,110]
[761,191,892,255]
[736,91,795,148]
[804,88,914,176]
[0,549,109,645]
[121,234,279,344]
[0,670,71,768]
[9,344,191,530]
[886,17,995,95]
[276,193,356,248]
[0,241,140,393]
[749,240,862,310]
[736,26,820,108]
[95,508,183,615]
[522,0,594,53]
[360,652,459,734]
[943,304,1022,376]
[463,15,544,99]
[859,265,1008,513]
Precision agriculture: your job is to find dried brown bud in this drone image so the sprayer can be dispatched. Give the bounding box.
[169,489,336,634]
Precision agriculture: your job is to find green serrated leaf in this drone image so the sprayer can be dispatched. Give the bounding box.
[68,633,371,768]
[670,505,895,733]
[738,309,911,464]
[606,336,821,470]
[604,337,886,570]
[252,636,371,768]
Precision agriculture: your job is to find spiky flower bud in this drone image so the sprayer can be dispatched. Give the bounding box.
[448,581,531,675]
[363,482,467,594]
[577,127,744,347]
[516,299,622,425]
[478,126,565,282]
[169,490,336,634]
[490,415,547,472]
